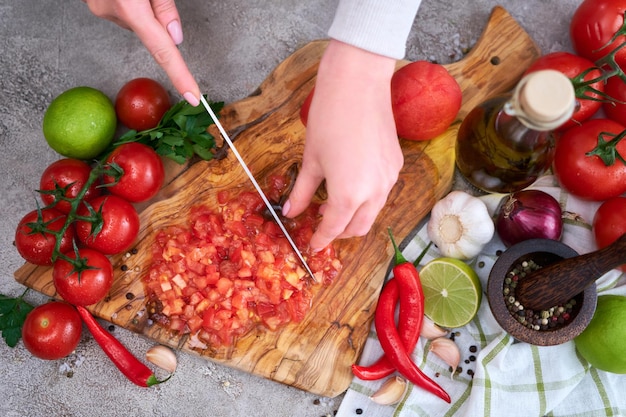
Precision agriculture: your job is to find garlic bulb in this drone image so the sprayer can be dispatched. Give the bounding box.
[427,190,494,259]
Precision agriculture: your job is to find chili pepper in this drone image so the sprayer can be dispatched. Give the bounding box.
[77,306,169,387]
[351,231,426,380]
[374,279,451,403]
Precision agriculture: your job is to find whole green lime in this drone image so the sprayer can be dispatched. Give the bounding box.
[43,86,117,159]
[574,294,626,374]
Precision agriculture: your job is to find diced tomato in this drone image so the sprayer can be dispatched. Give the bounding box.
[144,174,343,348]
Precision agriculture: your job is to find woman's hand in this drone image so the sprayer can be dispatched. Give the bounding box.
[283,40,403,251]
[84,0,200,105]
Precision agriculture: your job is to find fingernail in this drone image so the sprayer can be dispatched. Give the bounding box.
[281,200,291,217]
[167,20,184,45]
[183,92,200,107]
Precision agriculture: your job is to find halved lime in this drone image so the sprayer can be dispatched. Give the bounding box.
[419,257,482,328]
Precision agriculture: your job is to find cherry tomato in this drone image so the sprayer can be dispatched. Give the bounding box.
[391,61,462,141]
[553,118,626,200]
[103,142,165,203]
[75,195,140,255]
[22,301,82,360]
[39,158,101,214]
[603,74,626,125]
[593,197,626,272]
[53,248,114,306]
[570,0,626,67]
[524,52,604,131]
[115,78,171,131]
[15,208,75,266]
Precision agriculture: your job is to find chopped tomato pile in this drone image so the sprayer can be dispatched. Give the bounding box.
[144,175,342,348]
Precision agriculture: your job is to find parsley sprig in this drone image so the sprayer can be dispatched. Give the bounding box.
[110,96,224,164]
[0,289,34,347]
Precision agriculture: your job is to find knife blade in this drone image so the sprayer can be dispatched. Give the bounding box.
[199,95,317,283]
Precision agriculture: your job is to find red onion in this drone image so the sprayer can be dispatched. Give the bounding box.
[495,189,563,247]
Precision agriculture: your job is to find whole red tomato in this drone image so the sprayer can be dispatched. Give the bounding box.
[39,158,101,214]
[524,52,604,130]
[553,118,626,200]
[103,142,165,203]
[603,75,626,125]
[15,208,75,266]
[570,0,626,67]
[22,301,82,360]
[593,196,626,272]
[391,61,462,141]
[115,78,171,131]
[75,195,140,254]
[53,248,114,306]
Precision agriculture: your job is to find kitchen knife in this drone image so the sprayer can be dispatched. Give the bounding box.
[199,95,317,283]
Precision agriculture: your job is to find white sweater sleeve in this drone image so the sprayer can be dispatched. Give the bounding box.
[327,0,422,60]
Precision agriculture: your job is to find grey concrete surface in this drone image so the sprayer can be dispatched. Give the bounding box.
[1,1,583,416]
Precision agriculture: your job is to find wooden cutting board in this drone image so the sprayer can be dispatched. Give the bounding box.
[15,6,539,397]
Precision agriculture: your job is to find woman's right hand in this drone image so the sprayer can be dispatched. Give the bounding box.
[84,0,200,106]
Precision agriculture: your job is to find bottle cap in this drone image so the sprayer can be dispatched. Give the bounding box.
[506,69,576,131]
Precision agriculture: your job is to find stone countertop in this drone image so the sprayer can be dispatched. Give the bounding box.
[0,1,583,416]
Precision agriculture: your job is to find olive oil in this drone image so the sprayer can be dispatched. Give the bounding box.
[455,70,576,193]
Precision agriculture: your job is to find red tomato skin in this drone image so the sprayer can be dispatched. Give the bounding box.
[115,78,171,131]
[22,301,82,360]
[103,142,165,203]
[299,87,314,126]
[525,52,603,130]
[603,75,626,125]
[53,248,114,306]
[553,118,626,200]
[570,0,626,67]
[75,195,140,255]
[391,61,462,141]
[39,158,101,214]
[593,196,626,272]
[15,208,75,266]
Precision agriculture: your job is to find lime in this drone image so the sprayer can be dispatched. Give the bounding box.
[419,257,482,328]
[43,86,117,159]
[575,295,626,374]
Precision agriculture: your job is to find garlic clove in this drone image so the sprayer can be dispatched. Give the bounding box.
[420,316,449,339]
[369,376,408,405]
[146,345,178,374]
[429,337,460,377]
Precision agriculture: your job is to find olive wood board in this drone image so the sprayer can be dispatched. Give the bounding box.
[15,6,540,397]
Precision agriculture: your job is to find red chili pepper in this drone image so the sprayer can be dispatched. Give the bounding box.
[375,277,451,403]
[77,306,168,387]
[352,230,426,380]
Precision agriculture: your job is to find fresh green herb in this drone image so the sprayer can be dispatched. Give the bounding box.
[0,289,34,347]
[109,96,224,164]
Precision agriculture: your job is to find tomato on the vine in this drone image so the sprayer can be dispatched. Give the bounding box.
[553,118,626,200]
[524,52,604,130]
[593,196,626,272]
[53,248,114,306]
[22,301,82,360]
[15,208,75,266]
[75,195,140,255]
[39,158,101,214]
[103,142,165,203]
[603,74,626,125]
[570,0,626,67]
[115,78,171,131]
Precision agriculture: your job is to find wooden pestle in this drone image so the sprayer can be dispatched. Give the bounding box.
[516,233,626,311]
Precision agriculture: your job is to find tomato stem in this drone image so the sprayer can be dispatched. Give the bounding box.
[586,129,626,166]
